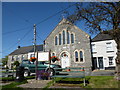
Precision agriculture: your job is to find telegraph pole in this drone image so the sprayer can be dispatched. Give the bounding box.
[33,24,38,80]
[33,24,36,56]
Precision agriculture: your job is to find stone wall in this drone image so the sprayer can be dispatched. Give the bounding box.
[45,19,92,73]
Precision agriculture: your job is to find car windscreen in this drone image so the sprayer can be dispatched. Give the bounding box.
[22,60,30,64]
[38,61,49,64]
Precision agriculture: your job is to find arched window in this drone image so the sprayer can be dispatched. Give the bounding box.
[75,51,78,62]
[55,36,58,45]
[71,33,74,43]
[80,51,84,62]
[67,31,70,44]
[52,53,55,56]
[59,34,61,45]
[63,30,65,44]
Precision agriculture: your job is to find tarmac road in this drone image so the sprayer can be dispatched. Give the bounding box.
[90,70,115,76]
[0,69,16,78]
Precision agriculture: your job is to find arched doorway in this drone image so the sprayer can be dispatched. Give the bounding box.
[60,51,70,68]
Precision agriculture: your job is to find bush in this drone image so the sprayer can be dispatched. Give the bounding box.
[37,70,50,80]
[13,61,20,67]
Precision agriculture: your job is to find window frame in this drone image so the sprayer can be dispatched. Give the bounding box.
[74,49,85,63]
[55,36,58,45]
[91,44,97,53]
[59,33,62,45]
[51,52,56,56]
[30,54,35,58]
[106,42,113,52]
[75,51,79,62]
[71,33,75,44]
[67,31,70,44]
[108,57,114,65]
[63,30,65,44]
[80,51,84,62]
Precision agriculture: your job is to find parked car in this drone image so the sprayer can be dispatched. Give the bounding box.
[20,60,62,77]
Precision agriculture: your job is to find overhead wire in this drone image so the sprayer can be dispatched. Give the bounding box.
[2,4,33,35]
[35,3,76,42]
[36,34,44,42]
[3,26,32,35]
[2,3,77,56]
[36,3,76,25]
[2,4,33,25]
[2,27,33,54]
[3,3,76,35]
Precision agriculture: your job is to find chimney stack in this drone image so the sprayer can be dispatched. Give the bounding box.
[17,46,20,49]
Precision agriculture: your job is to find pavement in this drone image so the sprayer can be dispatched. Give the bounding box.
[17,79,52,88]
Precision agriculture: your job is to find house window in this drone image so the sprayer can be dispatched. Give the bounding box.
[30,54,35,57]
[80,51,84,62]
[63,30,65,44]
[71,33,74,43]
[59,34,62,45]
[108,57,113,65]
[91,44,96,52]
[106,42,113,52]
[21,55,24,60]
[67,31,70,44]
[16,56,19,61]
[52,53,55,56]
[11,56,14,62]
[55,36,58,45]
[75,51,78,62]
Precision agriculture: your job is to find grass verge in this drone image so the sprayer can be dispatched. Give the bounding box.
[1,77,15,82]
[85,76,120,88]
[45,76,120,89]
[1,80,28,89]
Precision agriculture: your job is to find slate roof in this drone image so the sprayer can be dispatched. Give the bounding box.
[92,33,113,42]
[9,45,43,55]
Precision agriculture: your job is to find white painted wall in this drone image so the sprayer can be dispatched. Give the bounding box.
[28,52,49,61]
[91,40,117,69]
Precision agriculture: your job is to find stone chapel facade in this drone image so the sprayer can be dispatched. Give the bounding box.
[44,18,92,73]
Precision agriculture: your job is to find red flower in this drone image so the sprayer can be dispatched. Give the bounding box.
[30,57,36,62]
[50,56,59,62]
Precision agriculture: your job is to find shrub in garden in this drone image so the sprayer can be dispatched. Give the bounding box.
[37,70,50,80]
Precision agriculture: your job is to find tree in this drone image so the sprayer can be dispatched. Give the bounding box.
[2,56,8,66]
[13,61,20,67]
[67,2,120,80]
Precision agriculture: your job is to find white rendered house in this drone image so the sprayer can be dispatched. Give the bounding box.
[91,33,117,70]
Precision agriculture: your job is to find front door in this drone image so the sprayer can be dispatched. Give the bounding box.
[92,57,97,70]
[98,57,104,69]
[61,52,70,68]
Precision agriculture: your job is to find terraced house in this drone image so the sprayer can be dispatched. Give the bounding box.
[91,33,117,70]
[7,45,43,69]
